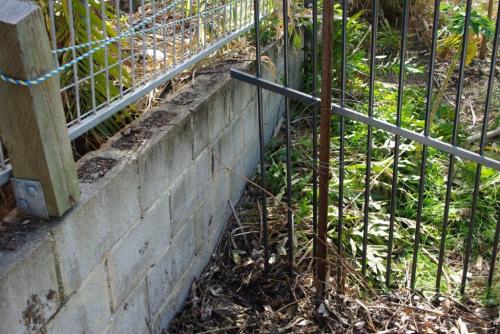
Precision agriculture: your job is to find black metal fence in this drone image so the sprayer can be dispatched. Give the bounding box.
[231,0,500,297]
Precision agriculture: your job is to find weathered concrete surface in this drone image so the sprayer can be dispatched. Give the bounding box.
[0,39,302,333]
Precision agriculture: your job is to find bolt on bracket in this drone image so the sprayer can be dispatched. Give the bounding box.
[11,178,49,218]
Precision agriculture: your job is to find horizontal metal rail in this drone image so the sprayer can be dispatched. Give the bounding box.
[230,69,500,171]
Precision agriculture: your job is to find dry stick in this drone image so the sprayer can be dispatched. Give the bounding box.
[256,200,263,246]
[386,302,446,317]
[326,244,376,296]
[316,0,334,292]
[384,294,412,330]
[276,298,304,313]
[229,199,250,249]
[355,299,378,332]
[420,247,452,292]
[466,127,500,143]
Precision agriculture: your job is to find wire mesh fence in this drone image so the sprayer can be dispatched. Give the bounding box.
[48,0,269,139]
[0,0,270,187]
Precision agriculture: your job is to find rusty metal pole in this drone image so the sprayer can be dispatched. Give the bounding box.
[316,0,334,290]
[479,0,493,59]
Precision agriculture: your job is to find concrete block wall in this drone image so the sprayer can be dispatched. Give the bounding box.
[0,40,302,334]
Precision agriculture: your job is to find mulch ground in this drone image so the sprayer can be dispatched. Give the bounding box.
[167,188,499,334]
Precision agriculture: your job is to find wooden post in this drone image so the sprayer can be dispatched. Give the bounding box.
[0,0,80,218]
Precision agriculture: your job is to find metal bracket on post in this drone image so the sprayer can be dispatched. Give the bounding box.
[12,178,49,219]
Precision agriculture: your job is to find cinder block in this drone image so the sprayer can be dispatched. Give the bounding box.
[170,171,197,238]
[53,156,141,295]
[213,122,239,169]
[104,280,149,334]
[194,199,212,255]
[228,155,248,207]
[245,139,261,178]
[194,86,232,151]
[231,78,256,117]
[45,264,111,334]
[146,221,195,319]
[193,147,212,200]
[241,105,259,147]
[106,190,171,309]
[0,234,61,334]
[170,147,211,239]
[264,95,286,143]
[191,102,210,159]
[209,192,231,252]
[151,261,197,334]
[137,109,193,211]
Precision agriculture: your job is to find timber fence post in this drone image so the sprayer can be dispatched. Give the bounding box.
[0,0,80,218]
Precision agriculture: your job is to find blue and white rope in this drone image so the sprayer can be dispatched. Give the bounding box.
[0,0,251,87]
[0,0,180,86]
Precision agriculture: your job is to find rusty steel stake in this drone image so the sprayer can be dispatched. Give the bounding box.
[316,0,334,291]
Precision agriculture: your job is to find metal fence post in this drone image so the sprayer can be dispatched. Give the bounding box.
[0,0,80,218]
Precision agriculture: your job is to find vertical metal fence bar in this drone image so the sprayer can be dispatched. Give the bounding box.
[412,0,441,293]
[283,0,294,276]
[488,211,500,291]
[239,0,243,30]
[181,0,186,58]
[253,0,269,272]
[188,0,194,56]
[432,0,473,293]
[247,0,250,25]
[204,0,208,46]
[152,0,158,77]
[173,0,178,65]
[130,0,136,89]
[48,1,58,64]
[222,0,227,36]
[385,0,409,287]
[233,0,237,31]
[311,0,318,273]
[337,0,347,291]
[244,0,248,25]
[102,0,111,103]
[67,0,82,122]
[461,1,500,295]
[162,0,168,68]
[115,0,124,96]
[196,0,200,52]
[361,0,378,275]
[142,0,148,82]
[84,0,97,114]
[210,0,216,40]
[229,0,232,32]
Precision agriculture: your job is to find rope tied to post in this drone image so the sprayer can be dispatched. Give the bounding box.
[0,0,180,86]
